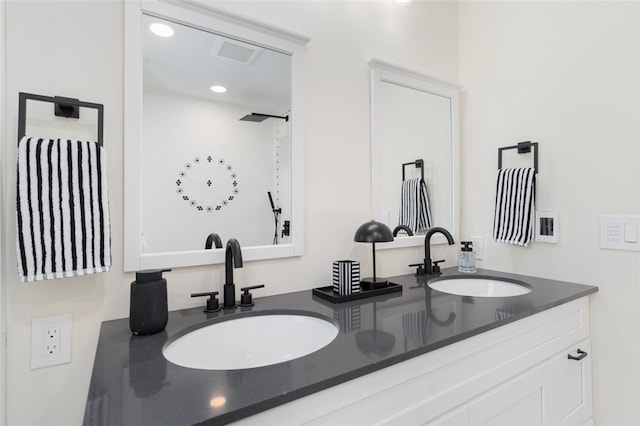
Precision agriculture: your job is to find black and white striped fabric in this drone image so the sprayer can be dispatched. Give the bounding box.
[16,136,111,282]
[399,178,432,234]
[493,167,536,247]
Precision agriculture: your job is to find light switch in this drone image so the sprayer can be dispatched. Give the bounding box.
[607,223,621,242]
[624,223,638,243]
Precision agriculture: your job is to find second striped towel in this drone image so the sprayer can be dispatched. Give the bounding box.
[493,167,536,247]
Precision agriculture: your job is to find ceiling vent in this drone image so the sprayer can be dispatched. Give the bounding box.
[209,37,265,65]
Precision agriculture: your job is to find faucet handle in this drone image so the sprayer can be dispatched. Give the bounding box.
[191,291,221,313]
[239,285,265,307]
[409,263,426,276]
[432,259,446,275]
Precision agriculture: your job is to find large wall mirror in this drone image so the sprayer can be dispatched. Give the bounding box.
[124,1,309,271]
[370,59,460,249]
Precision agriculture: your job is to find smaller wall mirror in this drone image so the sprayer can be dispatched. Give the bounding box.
[370,59,460,249]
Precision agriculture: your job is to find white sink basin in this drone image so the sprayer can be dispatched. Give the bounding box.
[428,276,532,298]
[163,313,339,370]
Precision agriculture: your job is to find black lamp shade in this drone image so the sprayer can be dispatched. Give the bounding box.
[354,220,394,243]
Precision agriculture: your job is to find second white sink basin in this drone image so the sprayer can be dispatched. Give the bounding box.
[163,312,339,370]
[428,276,532,298]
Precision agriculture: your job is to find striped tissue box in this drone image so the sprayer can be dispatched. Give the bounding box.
[332,260,361,295]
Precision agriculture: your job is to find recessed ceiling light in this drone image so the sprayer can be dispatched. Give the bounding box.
[210,85,227,93]
[150,22,174,37]
[393,0,413,4]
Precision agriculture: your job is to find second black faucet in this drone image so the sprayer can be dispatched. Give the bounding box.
[411,227,455,276]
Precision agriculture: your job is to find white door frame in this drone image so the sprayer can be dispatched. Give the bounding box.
[0,0,6,424]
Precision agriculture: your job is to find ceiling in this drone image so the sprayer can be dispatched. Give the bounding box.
[142,14,291,113]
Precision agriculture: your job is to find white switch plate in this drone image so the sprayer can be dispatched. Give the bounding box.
[470,236,484,260]
[31,314,72,369]
[600,215,640,251]
[381,210,390,227]
[535,211,558,243]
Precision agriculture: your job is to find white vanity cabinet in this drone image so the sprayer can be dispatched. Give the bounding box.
[235,297,593,426]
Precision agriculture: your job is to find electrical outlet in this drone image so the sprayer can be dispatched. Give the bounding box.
[31,314,72,369]
[44,327,61,355]
[470,236,484,260]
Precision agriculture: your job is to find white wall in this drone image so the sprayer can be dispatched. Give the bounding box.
[4,2,125,425]
[2,1,459,425]
[459,2,640,424]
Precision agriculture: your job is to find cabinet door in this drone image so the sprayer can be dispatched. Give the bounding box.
[553,339,592,425]
[423,404,469,426]
[469,360,554,426]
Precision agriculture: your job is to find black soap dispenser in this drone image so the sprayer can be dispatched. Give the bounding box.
[130,269,171,336]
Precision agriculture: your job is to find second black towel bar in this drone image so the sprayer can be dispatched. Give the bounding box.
[498,141,538,173]
[18,92,104,146]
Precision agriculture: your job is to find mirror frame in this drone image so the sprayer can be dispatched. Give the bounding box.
[124,0,309,271]
[369,58,460,249]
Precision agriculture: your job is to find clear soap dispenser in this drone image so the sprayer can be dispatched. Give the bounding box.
[458,241,476,273]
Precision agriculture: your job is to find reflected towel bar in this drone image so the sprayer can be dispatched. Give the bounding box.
[402,159,424,181]
[18,92,104,146]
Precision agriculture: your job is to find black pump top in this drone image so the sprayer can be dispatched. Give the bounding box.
[135,269,171,283]
[461,241,473,252]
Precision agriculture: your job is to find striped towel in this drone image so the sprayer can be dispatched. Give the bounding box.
[402,311,430,346]
[399,178,432,234]
[493,168,536,247]
[16,137,111,282]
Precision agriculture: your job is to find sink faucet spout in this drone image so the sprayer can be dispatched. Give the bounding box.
[423,227,455,276]
[224,238,243,308]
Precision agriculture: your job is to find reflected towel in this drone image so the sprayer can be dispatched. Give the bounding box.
[16,136,111,282]
[493,167,535,247]
[399,178,432,234]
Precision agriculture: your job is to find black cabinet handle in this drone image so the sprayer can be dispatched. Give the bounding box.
[567,348,588,361]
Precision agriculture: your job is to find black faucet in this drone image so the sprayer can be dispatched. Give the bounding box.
[223,238,243,309]
[417,227,455,276]
[204,232,223,250]
[392,225,414,237]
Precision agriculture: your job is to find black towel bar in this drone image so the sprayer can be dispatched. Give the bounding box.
[18,92,104,146]
[498,141,538,173]
[402,159,424,181]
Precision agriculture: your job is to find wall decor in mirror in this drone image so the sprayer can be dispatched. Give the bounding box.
[370,59,460,249]
[124,0,309,271]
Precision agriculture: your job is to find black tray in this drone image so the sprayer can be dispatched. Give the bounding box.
[312,282,403,304]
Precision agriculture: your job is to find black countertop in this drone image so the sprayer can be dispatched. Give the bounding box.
[83,268,598,425]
